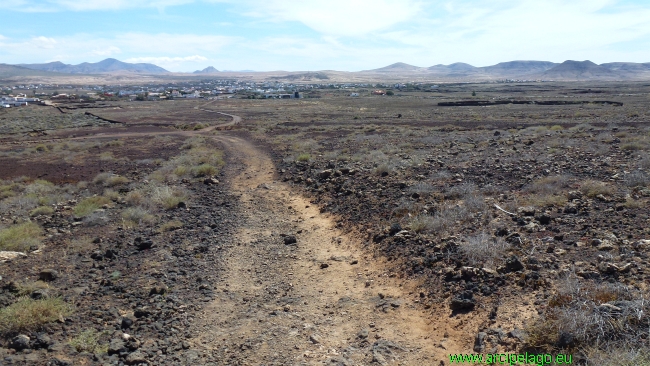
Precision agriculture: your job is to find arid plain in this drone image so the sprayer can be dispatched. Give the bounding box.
[0,80,649,365]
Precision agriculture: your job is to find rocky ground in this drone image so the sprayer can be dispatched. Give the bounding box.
[0,92,649,365]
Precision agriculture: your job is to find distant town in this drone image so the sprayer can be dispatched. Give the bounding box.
[0,78,551,108]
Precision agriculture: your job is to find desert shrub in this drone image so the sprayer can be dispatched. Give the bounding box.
[74,196,111,217]
[463,193,486,212]
[526,175,572,195]
[103,189,120,201]
[76,181,88,190]
[522,194,568,208]
[125,190,144,206]
[158,220,183,232]
[0,222,42,251]
[296,153,311,162]
[92,172,112,185]
[525,275,650,356]
[580,180,615,198]
[624,171,650,188]
[550,125,564,131]
[173,165,190,177]
[407,215,434,233]
[24,180,55,195]
[83,212,109,227]
[460,232,510,269]
[447,182,479,199]
[0,297,72,334]
[121,207,156,226]
[582,347,650,366]
[150,185,187,210]
[375,164,392,175]
[193,164,217,177]
[621,141,647,151]
[15,281,50,297]
[29,206,54,216]
[99,152,114,161]
[69,329,109,354]
[104,139,124,147]
[408,182,436,197]
[105,175,129,187]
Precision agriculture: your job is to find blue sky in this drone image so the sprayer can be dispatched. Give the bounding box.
[2,0,650,72]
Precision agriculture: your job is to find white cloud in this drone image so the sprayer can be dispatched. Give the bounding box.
[232,0,422,36]
[126,55,207,63]
[33,36,58,49]
[92,46,122,56]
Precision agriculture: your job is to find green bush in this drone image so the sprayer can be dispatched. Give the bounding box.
[0,297,72,334]
[193,164,217,177]
[29,206,54,217]
[69,329,109,354]
[74,196,111,217]
[0,222,42,251]
[296,153,311,162]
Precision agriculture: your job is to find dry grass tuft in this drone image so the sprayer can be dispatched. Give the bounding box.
[0,297,72,334]
[0,221,42,251]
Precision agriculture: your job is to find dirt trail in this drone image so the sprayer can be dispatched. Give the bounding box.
[189,134,460,365]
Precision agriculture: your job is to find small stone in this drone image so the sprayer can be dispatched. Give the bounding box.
[284,235,297,245]
[39,269,58,282]
[10,335,30,350]
[309,334,321,344]
[121,318,134,329]
[473,332,486,352]
[125,350,147,364]
[320,263,329,269]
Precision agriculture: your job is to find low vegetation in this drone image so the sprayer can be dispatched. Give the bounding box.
[73,196,111,217]
[0,297,72,334]
[0,221,42,251]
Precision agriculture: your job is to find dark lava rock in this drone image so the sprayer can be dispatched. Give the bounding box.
[10,334,30,350]
[149,284,168,296]
[133,307,151,318]
[31,288,50,300]
[125,350,147,364]
[39,269,58,282]
[508,329,527,342]
[177,201,187,209]
[389,223,402,236]
[320,263,329,269]
[203,177,219,185]
[134,237,153,251]
[536,214,552,225]
[120,317,133,329]
[319,170,333,179]
[450,291,475,311]
[504,256,524,272]
[108,338,126,355]
[473,332,487,352]
[48,358,72,366]
[284,235,297,245]
[32,334,53,349]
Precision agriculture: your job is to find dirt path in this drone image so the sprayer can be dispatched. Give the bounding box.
[189,134,458,365]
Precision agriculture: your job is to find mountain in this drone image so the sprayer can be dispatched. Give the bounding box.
[193,66,219,74]
[367,62,425,72]
[540,60,616,80]
[428,63,477,73]
[480,61,558,76]
[0,64,65,78]
[19,58,168,74]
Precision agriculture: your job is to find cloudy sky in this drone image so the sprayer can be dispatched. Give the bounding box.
[2,0,650,72]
